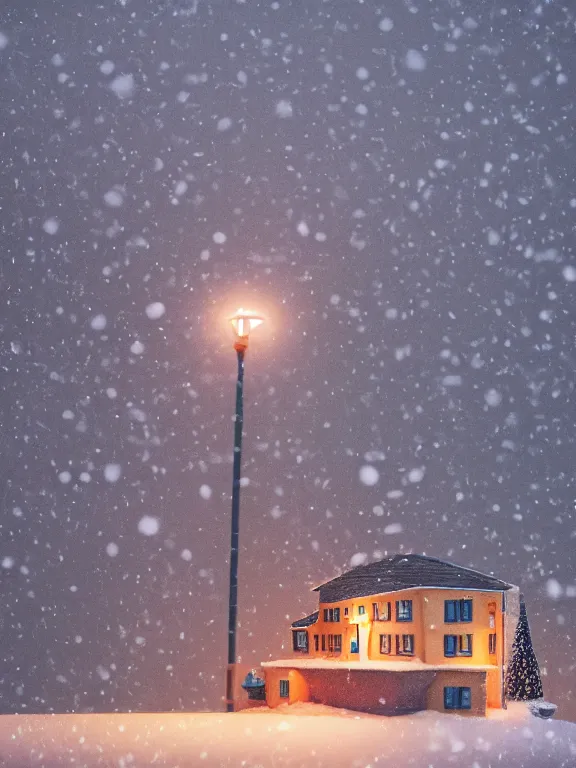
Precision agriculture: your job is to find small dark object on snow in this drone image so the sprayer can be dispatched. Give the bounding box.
[529,700,557,719]
[505,597,543,701]
[242,670,266,700]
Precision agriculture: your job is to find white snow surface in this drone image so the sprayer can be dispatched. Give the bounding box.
[0,704,574,767]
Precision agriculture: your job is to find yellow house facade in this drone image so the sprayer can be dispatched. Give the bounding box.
[260,554,521,716]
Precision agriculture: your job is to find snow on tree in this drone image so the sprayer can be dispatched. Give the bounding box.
[505,597,543,702]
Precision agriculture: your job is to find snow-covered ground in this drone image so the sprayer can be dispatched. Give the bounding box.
[1,703,574,767]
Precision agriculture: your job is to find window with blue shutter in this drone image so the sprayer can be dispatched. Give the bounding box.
[444,686,472,710]
[444,635,457,657]
[459,634,473,656]
[445,600,457,622]
[461,600,473,622]
[396,600,413,622]
[444,599,473,623]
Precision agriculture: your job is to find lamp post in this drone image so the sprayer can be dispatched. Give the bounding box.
[225,309,263,713]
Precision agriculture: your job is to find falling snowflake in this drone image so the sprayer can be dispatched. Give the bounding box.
[109,73,135,99]
[106,542,119,557]
[275,99,293,118]
[359,465,379,486]
[405,50,427,71]
[90,314,107,331]
[199,485,212,500]
[104,464,122,483]
[130,340,145,355]
[43,218,60,235]
[485,389,502,407]
[145,302,166,320]
[138,515,160,536]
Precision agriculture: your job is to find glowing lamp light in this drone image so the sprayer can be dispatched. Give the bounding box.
[229,309,264,351]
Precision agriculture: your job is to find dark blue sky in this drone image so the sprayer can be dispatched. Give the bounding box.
[1,0,575,720]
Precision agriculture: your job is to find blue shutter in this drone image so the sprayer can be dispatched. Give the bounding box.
[461,600,473,622]
[445,600,456,622]
[460,687,472,709]
[444,635,456,656]
[444,687,455,709]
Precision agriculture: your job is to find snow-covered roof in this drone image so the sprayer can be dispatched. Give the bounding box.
[291,611,319,628]
[261,658,498,673]
[313,554,514,603]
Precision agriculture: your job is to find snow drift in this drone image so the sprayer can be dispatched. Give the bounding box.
[0,702,575,767]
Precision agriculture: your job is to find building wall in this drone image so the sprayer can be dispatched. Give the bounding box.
[266,668,437,715]
[265,668,309,709]
[228,663,267,712]
[265,667,489,716]
[292,586,508,708]
[427,670,487,717]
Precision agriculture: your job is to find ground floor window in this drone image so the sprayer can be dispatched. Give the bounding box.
[489,633,497,655]
[444,686,471,710]
[279,679,290,698]
[327,634,342,653]
[314,634,319,652]
[396,633,415,656]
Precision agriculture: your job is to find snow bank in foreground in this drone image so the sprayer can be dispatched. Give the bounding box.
[0,703,574,767]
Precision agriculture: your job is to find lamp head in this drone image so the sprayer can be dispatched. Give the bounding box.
[229,309,264,351]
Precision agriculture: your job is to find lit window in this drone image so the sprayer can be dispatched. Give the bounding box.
[379,634,392,654]
[459,634,473,656]
[489,633,497,655]
[444,634,473,657]
[396,634,414,655]
[374,601,391,621]
[294,630,308,652]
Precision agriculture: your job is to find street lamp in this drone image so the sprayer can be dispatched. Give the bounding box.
[225,309,263,713]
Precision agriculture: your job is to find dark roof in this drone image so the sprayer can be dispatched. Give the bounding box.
[291,611,319,628]
[313,554,513,603]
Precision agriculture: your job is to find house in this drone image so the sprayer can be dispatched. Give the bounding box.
[258,554,525,716]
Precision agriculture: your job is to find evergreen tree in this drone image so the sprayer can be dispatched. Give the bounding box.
[505,597,543,701]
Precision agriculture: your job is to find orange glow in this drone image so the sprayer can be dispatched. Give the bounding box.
[230,309,264,339]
